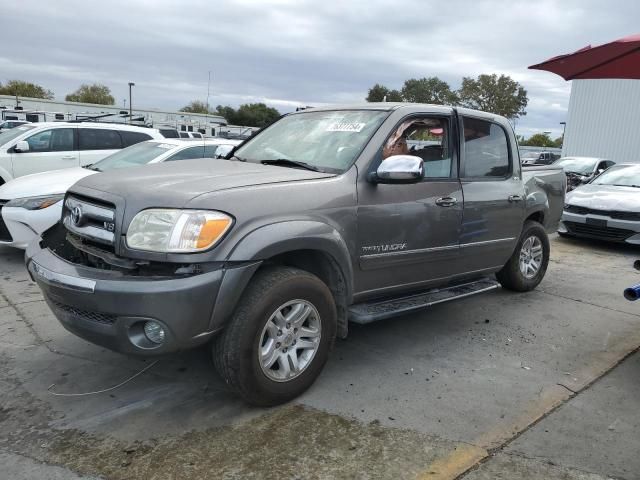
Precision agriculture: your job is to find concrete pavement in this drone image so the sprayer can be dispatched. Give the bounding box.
[0,234,639,479]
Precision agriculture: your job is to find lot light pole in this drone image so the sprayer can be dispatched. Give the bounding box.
[560,122,566,139]
[128,82,135,124]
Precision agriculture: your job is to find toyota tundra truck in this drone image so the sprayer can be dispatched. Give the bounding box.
[26,104,566,406]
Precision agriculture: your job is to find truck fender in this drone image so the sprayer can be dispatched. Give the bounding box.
[209,221,354,333]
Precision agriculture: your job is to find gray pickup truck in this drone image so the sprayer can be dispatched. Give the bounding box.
[26,104,565,405]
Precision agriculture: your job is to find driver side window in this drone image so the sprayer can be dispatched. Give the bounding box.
[25,128,75,153]
[383,117,452,178]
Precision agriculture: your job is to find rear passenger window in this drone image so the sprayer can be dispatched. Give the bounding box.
[462,117,510,178]
[119,131,152,147]
[78,129,122,150]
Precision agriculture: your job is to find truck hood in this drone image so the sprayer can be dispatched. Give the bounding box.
[73,159,335,207]
[0,167,96,200]
[566,184,640,212]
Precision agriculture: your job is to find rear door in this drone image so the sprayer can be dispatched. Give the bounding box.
[77,128,123,166]
[458,115,525,272]
[10,127,78,178]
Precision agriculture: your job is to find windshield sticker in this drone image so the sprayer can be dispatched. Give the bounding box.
[326,122,366,133]
[156,144,175,149]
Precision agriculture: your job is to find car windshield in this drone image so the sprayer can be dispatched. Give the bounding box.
[0,124,37,145]
[554,157,598,175]
[92,141,176,171]
[233,109,389,173]
[592,165,640,187]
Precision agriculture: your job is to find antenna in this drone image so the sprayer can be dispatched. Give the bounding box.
[206,71,212,114]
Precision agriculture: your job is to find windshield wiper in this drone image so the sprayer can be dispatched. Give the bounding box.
[230,155,246,162]
[261,159,322,172]
[83,164,101,172]
[612,184,640,188]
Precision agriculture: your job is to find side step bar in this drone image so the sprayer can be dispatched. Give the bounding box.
[348,278,500,324]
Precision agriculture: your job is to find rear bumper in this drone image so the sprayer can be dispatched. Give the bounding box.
[26,240,259,356]
[560,211,640,244]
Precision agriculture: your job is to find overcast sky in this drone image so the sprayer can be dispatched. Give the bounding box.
[2,0,639,137]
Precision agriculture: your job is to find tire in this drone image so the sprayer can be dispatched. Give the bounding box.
[213,266,337,406]
[496,221,550,292]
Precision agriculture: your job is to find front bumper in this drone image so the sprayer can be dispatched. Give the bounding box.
[0,203,62,249]
[560,211,640,244]
[26,240,259,356]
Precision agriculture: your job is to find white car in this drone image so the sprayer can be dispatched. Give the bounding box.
[0,137,241,248]
[0,122,169,184]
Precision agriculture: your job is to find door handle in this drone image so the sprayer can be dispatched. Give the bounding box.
[508,195,523,202]
[435,196,457,207]
[61,156,76,160]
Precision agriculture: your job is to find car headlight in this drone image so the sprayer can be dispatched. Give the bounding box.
[126,209,233,253]
[4,194,64,210]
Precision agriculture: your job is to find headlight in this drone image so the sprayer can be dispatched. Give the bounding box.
[126,209,233,253]
[4,194,64,210]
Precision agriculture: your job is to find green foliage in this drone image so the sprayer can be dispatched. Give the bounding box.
[180,100,211,114]
[520,133,555,147]
[401,77,458,105]
[366,84,402,102]
[0,80,54,99]
[215,103,281,128]
[553,136,563,148]
[65,84,115,105]
[458,74,528,120]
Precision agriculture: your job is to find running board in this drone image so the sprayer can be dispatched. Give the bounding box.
[348,278,500,324]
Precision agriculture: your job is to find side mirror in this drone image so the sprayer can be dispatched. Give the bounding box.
[370,155,424,184]
[13,140,29,153]
[597,168,605,174]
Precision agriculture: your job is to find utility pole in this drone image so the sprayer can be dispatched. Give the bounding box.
[128,82,135,124]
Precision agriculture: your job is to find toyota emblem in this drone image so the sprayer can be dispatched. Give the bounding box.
[71,206,83,226]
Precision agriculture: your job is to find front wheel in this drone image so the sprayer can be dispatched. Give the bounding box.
[496,221,550,292]
[213,266,337,406]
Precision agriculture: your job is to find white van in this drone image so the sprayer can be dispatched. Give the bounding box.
[0,122,166,184]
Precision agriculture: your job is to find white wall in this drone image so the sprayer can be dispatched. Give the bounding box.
[563,79,640,163]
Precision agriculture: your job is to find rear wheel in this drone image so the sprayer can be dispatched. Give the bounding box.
[496,221,550,292]
[213,266,337,406]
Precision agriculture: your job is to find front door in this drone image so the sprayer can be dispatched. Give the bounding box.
[11,127,78,178]
[355,114,463,298]
[458,115,525,273]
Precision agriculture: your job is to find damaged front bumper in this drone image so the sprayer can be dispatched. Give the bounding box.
[25,237,259,356]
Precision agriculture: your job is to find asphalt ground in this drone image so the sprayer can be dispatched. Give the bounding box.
[0,234,638,479]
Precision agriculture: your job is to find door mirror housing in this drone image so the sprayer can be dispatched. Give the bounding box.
[370,155,424,184]
[13,140,29,153]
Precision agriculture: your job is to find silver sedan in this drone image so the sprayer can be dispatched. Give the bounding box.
[559,163,640,244]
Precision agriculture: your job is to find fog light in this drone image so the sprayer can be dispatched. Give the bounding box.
[144,321,165,344]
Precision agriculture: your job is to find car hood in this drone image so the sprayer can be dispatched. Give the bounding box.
[0,167,96,200]
[566,184,640,211]
[73,159,335,207]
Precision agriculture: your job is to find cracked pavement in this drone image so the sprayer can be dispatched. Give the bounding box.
[0,235,639,479]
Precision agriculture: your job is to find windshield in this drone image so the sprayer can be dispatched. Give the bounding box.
[233,109,389,173]
[592,164,640,187]
[92,141,175,171]
[0,124,37,146]
[554,157,598,175]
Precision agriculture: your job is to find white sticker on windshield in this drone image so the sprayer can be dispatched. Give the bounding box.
[326,122,366,133]
[156,144,175,149]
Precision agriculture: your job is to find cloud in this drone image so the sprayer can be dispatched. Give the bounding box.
[1,0,638,137]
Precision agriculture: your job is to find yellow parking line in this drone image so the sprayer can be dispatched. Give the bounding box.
[417,444,487,480]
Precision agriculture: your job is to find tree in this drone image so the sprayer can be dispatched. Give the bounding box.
[521,133,555,147]
[366,83,402,102]
[0,80,54,99]
[215,105,238,123]
[65,84,114,105]
[180,100,211,114]
[458,74,528,120]
[401,77,458,105]
[233,103,281,128]
[553,136,563,148]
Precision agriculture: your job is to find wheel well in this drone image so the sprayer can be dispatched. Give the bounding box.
[526,211,544,226]
[263,249,350,339]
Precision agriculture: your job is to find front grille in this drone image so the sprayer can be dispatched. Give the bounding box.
[48,297,116,325]
[564,205,640,221]
[0,200,12,242]
[564,221,634,241]
[63,195,116,248]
